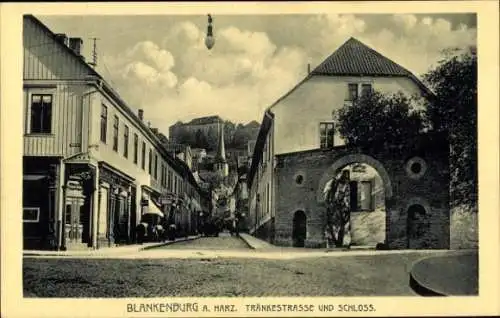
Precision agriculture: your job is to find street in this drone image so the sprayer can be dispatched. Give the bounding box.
[159,232,250,251]
[22,235,453,298]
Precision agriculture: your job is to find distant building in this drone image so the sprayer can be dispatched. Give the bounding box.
[169,115,223,143]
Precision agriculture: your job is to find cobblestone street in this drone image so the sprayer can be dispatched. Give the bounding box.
[160,233,250,250]
[24,234,455,297]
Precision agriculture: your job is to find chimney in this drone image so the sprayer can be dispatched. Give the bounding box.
[69,37,83,56]
[138,109,144,121]
[55,33,68,46]
[307,63,311,74]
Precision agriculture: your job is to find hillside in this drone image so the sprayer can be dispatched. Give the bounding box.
[172,119,260,152]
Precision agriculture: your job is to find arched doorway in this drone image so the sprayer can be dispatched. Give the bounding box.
[407,204,429,249]
[320,161,388,247]
[292,210,307,247]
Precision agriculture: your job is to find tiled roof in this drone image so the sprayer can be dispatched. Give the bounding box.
[311,37,413,77]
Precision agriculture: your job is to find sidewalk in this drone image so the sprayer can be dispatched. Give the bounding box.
[238,233,278,250]
[23,235,200,257]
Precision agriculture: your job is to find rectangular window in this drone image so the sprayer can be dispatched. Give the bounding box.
[148,149,153,174]
[112,115,119,151]
[100,104,107,143]
[347,83,358,101]
[133,134,138,164]
[361,83,373,97]
[141,142,146,170]
[123,125,129,158]
[30,94,53,133]
[319,122,335,149]
[23,207,40,223]
[153,154,158,179]
[360,180,373,211]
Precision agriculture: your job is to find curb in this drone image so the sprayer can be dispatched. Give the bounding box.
[23,236,201,257]
[140,236,201,251]
[238,234,257,250]
[408,251,478,296]
[409,271,446,296]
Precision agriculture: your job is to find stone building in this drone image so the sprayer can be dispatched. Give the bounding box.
[168,116,223,144]
[22,15,209,250]
[248,37,451,249]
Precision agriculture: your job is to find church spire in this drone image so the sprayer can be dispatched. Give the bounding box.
[216,120,226,163]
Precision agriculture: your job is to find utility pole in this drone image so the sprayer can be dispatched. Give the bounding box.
[88,37,100,67]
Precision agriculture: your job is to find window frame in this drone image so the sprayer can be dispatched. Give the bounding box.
[123,125,129,158]
[319,122,335,149]
[100,104,108,143]
[112,115,119,152]
[141,141,146,170]
[27,92,54,135]
[153,153,158,179]
[347,83,359,102]
[23,207,40,223]
[148,149,153,175]
[133,133,139,164]
[361,83,373,97]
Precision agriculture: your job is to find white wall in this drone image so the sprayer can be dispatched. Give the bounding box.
[271,75,423,155]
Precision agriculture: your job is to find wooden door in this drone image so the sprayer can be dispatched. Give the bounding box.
[64,204,84,246]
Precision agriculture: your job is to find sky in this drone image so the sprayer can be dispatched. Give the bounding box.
[38,13,477,137]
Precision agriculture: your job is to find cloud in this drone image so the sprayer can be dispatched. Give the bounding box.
[97,14,476,137]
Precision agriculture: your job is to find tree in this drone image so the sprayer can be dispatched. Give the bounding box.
[334,90,424,150]
[422,47,477,207]
[194,129,209,149]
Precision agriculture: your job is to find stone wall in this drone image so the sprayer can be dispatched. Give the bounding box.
[254,217,275,244]
[274,133,450,249]
[450,204,478,249]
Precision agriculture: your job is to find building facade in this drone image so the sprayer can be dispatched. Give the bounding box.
[22,15,208,250]
[248,37,450,249]
[168,116,223,144]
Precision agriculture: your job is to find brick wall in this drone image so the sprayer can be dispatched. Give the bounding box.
[274,133,450,249]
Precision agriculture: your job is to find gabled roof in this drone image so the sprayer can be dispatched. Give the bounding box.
[311,37,414,77]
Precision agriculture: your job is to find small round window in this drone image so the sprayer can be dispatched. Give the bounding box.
[406,157,427,180]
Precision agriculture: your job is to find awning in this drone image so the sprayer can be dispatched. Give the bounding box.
[23,175,47,181]
[145,201,164,218]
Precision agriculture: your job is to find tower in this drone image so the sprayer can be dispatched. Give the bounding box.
[214,120,229,178]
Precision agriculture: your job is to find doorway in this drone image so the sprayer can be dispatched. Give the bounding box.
[292,210,307,247]
[407,204,429,249]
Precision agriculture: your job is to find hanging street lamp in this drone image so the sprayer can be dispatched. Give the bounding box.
[205,14,215,50]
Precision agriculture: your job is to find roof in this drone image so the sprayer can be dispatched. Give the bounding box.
[311,37,414,77]
[187,115,223,125]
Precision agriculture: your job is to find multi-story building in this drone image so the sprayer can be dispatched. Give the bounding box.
[168,115,223,144]
[22,15,208,250]
[248,37,451,249]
